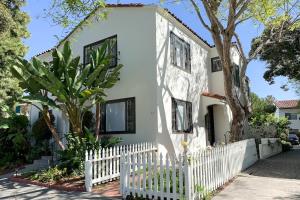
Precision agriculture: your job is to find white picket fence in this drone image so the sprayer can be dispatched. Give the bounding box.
[120,139,258,199]
[85,142,157,192]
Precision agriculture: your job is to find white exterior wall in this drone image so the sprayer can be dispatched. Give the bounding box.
[213,105,230,143]
[208,47,242,97]
[276,108,300,131]
[37,7,158,145]
[155,9,210,155]
[34,6,242,154]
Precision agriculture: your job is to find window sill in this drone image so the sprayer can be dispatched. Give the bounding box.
[172,130,193,134]
[171,63,191,74]
[101,131,136,134]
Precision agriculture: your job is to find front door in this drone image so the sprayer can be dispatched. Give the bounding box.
[205,105,215,146]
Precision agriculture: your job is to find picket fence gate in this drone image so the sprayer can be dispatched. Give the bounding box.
[120,139,258,199]
[85,142,157,192]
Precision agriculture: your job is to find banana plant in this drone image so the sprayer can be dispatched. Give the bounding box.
[11,41,122,149]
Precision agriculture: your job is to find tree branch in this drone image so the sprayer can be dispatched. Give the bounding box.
[189,0,212,32]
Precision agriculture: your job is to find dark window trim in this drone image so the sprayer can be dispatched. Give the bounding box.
[101,97,135,134]
[170,31,191,74]
[233,64,241,87]
[211,56,222,72]
[285,113,297,120]
[172,97,193,134]
[83,34,118,67]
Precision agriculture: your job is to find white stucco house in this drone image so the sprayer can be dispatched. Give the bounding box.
[275,100,300,134]
[29,4,247,155]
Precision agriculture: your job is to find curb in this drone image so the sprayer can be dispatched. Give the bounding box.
[9,176,85,192]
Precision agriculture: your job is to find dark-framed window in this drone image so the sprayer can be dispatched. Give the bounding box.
[83,35,117,67]
[170,32,191,73]
[100,97,135,134]
[172,98,193,133]
[211,57,222,72]
[289,129,299,134]
[285,113,297,120]
[233,64,240,87]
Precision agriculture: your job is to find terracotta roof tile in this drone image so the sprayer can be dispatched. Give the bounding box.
[202,92,226,101]
[36,3,212,57]
[275,100,300,109]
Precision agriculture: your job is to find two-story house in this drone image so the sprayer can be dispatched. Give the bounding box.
[275,100,300,134]
[30,4,244,155]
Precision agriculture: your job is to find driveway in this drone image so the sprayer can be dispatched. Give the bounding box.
[213,146,300,200]
[0,173,121,200]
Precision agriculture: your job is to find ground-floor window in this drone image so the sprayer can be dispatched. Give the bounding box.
[172,98,193,133]
[100,97,135,134]
[285,113,298,120]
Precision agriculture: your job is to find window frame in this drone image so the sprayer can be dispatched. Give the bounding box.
[285,113,297,120]
[170,31,191,73]
[172,97,193,134]
[100,97,136,134]
[211,57,222,72]
[233,64,241,87]
[83,35,118,67]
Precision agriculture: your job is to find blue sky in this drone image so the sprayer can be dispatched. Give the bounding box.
[23,0,298,100]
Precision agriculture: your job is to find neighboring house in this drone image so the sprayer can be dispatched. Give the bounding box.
[30,4,247,155]
[275,100,300,134]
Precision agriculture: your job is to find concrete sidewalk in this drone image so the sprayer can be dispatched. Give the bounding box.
[0,173,121,200]
[213,147,300,200]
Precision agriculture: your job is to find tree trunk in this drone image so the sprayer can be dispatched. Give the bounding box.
[222,60,246,142]
[95,103,100,140]
[42,107,65,150]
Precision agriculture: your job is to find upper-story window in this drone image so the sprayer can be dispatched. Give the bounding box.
[172,98,193,133]
[285,113,297,120]
[83,35,117,67]
[233,64,240,87]
[170,32,191,73]
[211,57,222,72]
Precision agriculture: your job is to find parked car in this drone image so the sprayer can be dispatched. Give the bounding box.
[288,134,299,145]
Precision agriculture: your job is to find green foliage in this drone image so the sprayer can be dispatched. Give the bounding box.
[250,113,290,135]
[28,166,68,183]
[0,114,30,167]
[45,0,106,29]
[0,1,29,117]
[250,93,276,118]
[57,129,100,174]
[12,41,122,135]
[251,25,300,84]
[57,129,121,174]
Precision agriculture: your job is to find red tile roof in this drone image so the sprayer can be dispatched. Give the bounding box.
[36,3,212,57]
[202,92,226,101]
[275,100,300,109]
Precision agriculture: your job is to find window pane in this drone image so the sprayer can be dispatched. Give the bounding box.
[212,57,222,72]
[176,102,186,131]
[106,102,125,132]
[84,36,117,67]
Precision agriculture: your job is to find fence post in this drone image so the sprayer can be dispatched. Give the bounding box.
[184,157,192,200]
[120,152,126,195]
[85,160,93,192]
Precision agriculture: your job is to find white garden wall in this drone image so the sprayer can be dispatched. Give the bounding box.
[259,138,282,159]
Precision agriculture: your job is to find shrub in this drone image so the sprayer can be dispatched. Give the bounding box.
[57,129,121,175]
[29,166,67,183]
[0,114,30,167]
[249,114,290,138]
